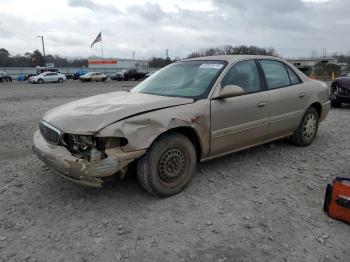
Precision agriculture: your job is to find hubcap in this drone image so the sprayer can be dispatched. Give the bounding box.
[303,113,317,140]
[158,148,185,183]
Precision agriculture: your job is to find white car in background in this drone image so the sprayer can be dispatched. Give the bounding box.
[29,72,66,84]
[79,72,108,82]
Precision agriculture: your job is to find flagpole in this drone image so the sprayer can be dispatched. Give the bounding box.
[100,36,104,58]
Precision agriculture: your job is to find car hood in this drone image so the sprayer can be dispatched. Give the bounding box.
[42,91,194,134]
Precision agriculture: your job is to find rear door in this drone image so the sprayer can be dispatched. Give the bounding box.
[258,60,306,139]
[210,59,269,156]
[50,73,59,82]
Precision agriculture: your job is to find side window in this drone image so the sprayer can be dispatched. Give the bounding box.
[221,60,261,94]
[286,66,301,85]
[259,60,291,89]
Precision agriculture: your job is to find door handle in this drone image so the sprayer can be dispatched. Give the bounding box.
[298,92,305,98]
[257,101,267,108]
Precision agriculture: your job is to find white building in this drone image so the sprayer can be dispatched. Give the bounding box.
[88,58,149,72]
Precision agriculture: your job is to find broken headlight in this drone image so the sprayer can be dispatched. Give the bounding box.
[63,134,94,159]
[63,134,128,161]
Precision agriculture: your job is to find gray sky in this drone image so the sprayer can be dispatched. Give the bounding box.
[0,0,349,59]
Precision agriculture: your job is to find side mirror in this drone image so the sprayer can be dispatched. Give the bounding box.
[213,85,244,99]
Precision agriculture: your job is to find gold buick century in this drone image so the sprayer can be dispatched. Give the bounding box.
[33,55,330,197]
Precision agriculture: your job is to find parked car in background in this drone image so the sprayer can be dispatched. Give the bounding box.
[33,55,330,197]
[28,72,66,84]
[145,70,158,78]
[73,69,89,80]
[111,71,124,81]
[111,69,146,81]
[25,67,60,81]
[330,73,350,107]
[79,72,108,82]
[0,71,12,82]
[65,74,74,80]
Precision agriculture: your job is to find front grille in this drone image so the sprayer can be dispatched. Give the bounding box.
[39,121,61,144]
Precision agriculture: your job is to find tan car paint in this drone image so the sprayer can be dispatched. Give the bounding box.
[266,83,306,139]
[210,90,269,156]
[33,55,330,187]
[43,91,193,134]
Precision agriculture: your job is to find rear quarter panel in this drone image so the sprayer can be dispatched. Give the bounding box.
[303,79,329,120]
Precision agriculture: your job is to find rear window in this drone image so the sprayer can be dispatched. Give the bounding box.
[286,66,301,85]
[259,60,291,89]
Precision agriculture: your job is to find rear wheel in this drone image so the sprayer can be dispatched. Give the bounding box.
[137,133,197,197]
[290,107,319,146]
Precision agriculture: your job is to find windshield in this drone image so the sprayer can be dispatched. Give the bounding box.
[132,61,226,98]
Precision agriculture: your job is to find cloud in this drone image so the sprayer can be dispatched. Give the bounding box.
[127,2,166,23]
[67,0,121,14]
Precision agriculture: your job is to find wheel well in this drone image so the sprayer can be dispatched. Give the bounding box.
[159,127,202,161]
[310,102,321,117]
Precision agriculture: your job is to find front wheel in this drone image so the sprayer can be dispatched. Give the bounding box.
[37,79,44,84]
[137,133,197,197]
[290,107,319,146]
[57,78,63,83]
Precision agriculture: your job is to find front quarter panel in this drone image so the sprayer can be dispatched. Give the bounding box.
[96,99,211,158]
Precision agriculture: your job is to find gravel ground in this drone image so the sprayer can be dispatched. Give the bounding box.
[0,80,349,262]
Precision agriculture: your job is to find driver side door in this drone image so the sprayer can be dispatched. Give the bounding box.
[210,59,269,156]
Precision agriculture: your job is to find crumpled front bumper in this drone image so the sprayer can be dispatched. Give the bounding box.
[32,130,145,187]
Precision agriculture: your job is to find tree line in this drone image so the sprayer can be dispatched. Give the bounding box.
[187,45,278,58]
[0,48,88,67]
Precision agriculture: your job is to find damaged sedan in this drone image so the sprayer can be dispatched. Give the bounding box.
[33,55,330,197]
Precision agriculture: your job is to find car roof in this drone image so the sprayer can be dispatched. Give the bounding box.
[184,55,284,63]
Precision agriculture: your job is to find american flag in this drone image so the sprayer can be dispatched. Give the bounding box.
[90,32,102,48]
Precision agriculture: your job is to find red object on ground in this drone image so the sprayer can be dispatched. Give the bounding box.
[324,177,350,224]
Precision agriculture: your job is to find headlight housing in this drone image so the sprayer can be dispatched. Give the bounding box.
[63,134,128,160]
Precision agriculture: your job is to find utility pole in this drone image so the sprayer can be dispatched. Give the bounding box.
[36,35,46,57]
[166,49,169,58]
[132,51,135,60]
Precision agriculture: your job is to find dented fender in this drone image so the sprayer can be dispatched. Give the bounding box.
[96,99,211,158]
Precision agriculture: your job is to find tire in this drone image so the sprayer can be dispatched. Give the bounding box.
[57,78,63,83]
[37,79,44,84]
[290,107,319,146]
[137,132,197,197]
[102,78,107,82]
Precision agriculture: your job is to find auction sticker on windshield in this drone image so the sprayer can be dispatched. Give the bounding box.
[199,64,224,69]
